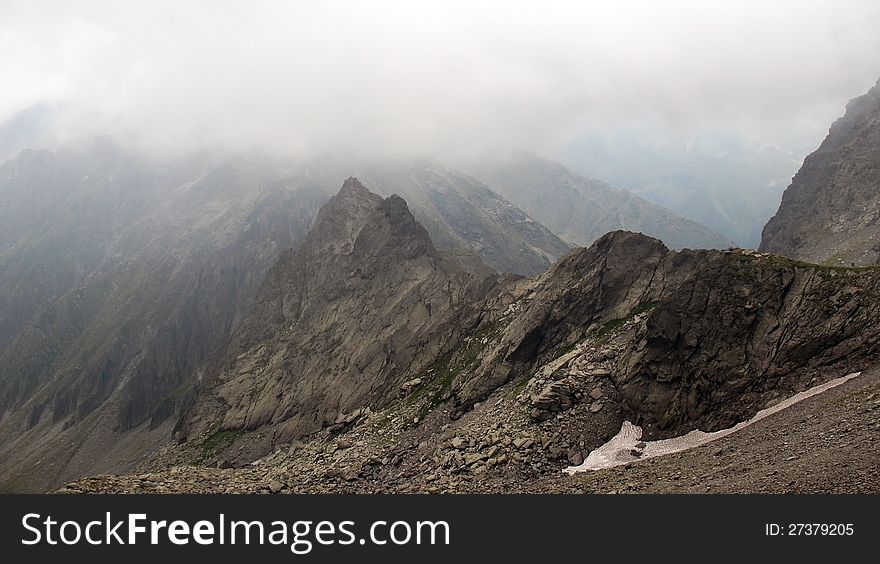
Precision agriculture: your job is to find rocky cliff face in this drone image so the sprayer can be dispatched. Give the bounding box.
[453,232,880,437]
[761,79,880,266]
[7,139,880,493]
[466,151,735,250]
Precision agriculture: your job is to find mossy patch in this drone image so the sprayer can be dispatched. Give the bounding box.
[759,254,880,275]
[194,429,245,465]
[594,302,658,338]
[508,373,535,397]
[404,318,507,422]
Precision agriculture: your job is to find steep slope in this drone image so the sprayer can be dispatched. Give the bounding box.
[466,151,734,250]
[761,79,880,266]
[64,364,880,494]
[0,145,327,492]
[0,138,182,350]
[176,178,499,458]
[452,232,880,436]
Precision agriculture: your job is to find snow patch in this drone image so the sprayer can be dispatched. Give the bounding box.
[564,372,862,474]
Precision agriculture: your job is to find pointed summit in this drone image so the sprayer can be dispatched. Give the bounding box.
[340,176,370,194]
[332,176,380,208]
[306,178,383,255]
[326,176,382,210]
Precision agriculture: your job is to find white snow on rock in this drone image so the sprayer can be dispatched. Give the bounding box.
[564,371,862,474]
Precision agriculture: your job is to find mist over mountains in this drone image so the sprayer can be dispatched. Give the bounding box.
[3,0,880,250]
[2,1,880,495]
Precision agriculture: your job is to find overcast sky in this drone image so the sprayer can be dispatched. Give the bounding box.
[2,0,879,159]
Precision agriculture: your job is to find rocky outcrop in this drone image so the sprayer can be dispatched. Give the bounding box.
[298,157,572,275]
[8,140,880,494]
[454,232,880,437]
[62,365,880,494]
[761,79,880,266]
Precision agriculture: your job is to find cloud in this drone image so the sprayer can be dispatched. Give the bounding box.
[2,0,879,159]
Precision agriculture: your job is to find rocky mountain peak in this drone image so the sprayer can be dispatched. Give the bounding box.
[177,179,497,453]
[299,179,439,266]
[841,78,880,122]
[339,175,373,197]
[362,193,436,259]
[556,230,668,272]
[304,176,383,256]
[760,78,880,266]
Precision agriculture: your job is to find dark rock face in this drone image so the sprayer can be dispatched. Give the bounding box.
[178,178,499,452]
[59,228,880,495]
[6,141,880,493]
[453,233,880,437]
[761,79,880,266]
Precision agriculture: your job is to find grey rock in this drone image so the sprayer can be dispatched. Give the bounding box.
[268,480,283,493]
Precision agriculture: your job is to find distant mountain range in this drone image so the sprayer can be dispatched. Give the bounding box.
[465,151,734,250]
[564,130,804,247]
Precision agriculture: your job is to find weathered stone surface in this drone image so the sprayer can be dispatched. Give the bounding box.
[0,151,569,492]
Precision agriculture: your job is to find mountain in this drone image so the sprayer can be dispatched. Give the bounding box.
[0,142,327,492]
[564,131,803,247]
[0,140,566,491]
[6,140,880,494]
[0,103,57,164]
[466,152,735,251]
[760,79,880,266]
[67,191,880,493]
